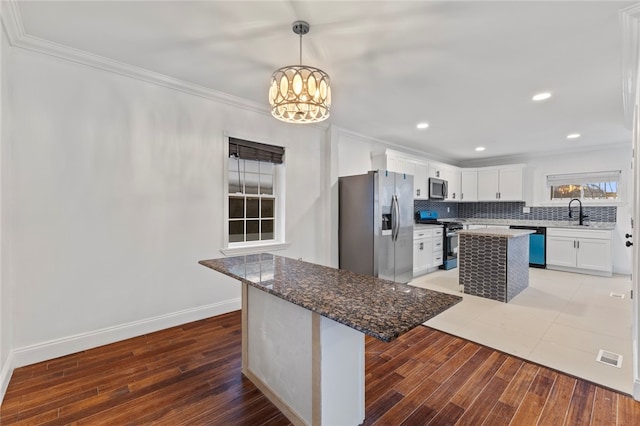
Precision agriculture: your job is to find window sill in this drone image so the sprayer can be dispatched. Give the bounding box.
[220,242,290,257]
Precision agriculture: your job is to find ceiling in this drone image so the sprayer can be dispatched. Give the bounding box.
[14,1,635,163]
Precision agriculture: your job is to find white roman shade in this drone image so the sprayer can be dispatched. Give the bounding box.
[546,170,621,187]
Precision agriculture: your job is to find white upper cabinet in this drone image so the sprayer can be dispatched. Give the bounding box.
[497,167,524,200]
[477,169,500,200]
[371,150,523,203]
[428,163,461,201]
[371,149,428,199]
[414,163,428,199]
[460,169,478,202]
[476,165,524,201]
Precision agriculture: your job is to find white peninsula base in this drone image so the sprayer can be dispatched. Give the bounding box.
[242,283,365,426]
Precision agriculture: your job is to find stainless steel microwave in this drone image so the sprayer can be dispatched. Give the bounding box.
[429,177,448,200]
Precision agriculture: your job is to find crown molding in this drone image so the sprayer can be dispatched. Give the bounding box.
[335,127,455,164]
[458,141,631,168]
[0,0,278,118]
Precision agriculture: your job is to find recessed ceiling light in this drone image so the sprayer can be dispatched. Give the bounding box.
[532,92,551,101]
[475,146,486,152]
[567,133,581,139]
[416,122,429,129]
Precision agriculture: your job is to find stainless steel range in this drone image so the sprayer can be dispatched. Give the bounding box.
[415,210,463,270]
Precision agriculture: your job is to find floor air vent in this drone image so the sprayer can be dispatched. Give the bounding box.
[609,292,625,299]
[596,349,623,368]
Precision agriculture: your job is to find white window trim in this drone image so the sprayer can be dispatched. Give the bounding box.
[221,133,288,256]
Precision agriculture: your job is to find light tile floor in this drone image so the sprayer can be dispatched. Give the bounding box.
[411,268,634,394]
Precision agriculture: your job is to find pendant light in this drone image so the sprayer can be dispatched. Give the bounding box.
[269,21,331,124]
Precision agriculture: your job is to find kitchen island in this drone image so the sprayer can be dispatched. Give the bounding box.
[199,254,461,426]
[458,227,535,302]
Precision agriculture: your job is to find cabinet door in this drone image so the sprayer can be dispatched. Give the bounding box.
[384,156,399,173]
[576,238,612,272]
[414,163,428,199]
[413,238,431,275]
[428,165,440,179]
[460,170,478,202]
[477,169,499,200]
[498,168,523,200]
[400,159,416,177]
[443,168,461,201]
[546,236,576,268]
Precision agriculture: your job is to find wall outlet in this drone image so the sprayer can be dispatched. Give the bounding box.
[523,206,531,214]
[447,207,450,213]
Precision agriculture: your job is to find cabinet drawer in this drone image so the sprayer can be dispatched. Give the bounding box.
[432,253,443,266]
[414,230,430,239]
[547,228,611,240]
[433,228,444,237]
[432,239,443,253]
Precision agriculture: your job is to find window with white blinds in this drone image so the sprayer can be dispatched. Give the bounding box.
[227,137,284,247]
[546,170,620,201]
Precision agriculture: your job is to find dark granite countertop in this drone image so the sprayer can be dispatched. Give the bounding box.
[199,254,462,342]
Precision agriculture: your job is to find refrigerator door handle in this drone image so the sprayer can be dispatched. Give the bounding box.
[391,195,400,241]
[395,195,400,241]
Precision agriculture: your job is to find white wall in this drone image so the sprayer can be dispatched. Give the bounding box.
[336,131,376,177]
[6,46,329,364]
[0,4,13,400]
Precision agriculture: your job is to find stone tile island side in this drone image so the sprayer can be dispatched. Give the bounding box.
[199,254,461,426]
[458,227,535,302]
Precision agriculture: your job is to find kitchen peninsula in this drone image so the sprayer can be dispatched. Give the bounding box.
[458,227,535,302]
[199,254,461,426]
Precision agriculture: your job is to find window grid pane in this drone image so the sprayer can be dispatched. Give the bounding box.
[228,157,277,243]
[229,220,244,243]
[550,181,618,201]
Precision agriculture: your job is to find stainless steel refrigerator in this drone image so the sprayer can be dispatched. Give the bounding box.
[339,170,414,283]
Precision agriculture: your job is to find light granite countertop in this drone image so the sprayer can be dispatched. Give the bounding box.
[438,218,616,230]
[414,223,444,230]
[199,254,461,342]
[458,227,536,238]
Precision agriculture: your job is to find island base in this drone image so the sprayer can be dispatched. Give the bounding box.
[242,283,365,426]
[459,232,530,302]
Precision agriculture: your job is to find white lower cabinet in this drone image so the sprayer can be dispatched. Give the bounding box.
[413,227,443,277]
[413,236,431,276]
[546,228,612,276]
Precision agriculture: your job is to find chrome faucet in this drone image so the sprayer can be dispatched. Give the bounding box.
[568,198,587,225]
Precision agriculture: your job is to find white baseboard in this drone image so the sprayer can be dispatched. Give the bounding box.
[12,299,241,368]
[0,351,15,405]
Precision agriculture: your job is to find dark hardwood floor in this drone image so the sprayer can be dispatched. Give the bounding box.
[1,310,639,425]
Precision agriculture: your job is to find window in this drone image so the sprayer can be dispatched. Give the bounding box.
[547,170,620,202]
[226,137,284,248]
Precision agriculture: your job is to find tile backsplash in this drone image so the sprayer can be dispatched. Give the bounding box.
[414,200,459,219]
[415,200,617,223]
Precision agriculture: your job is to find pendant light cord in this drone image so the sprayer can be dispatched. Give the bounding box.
[299,33,302,65]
